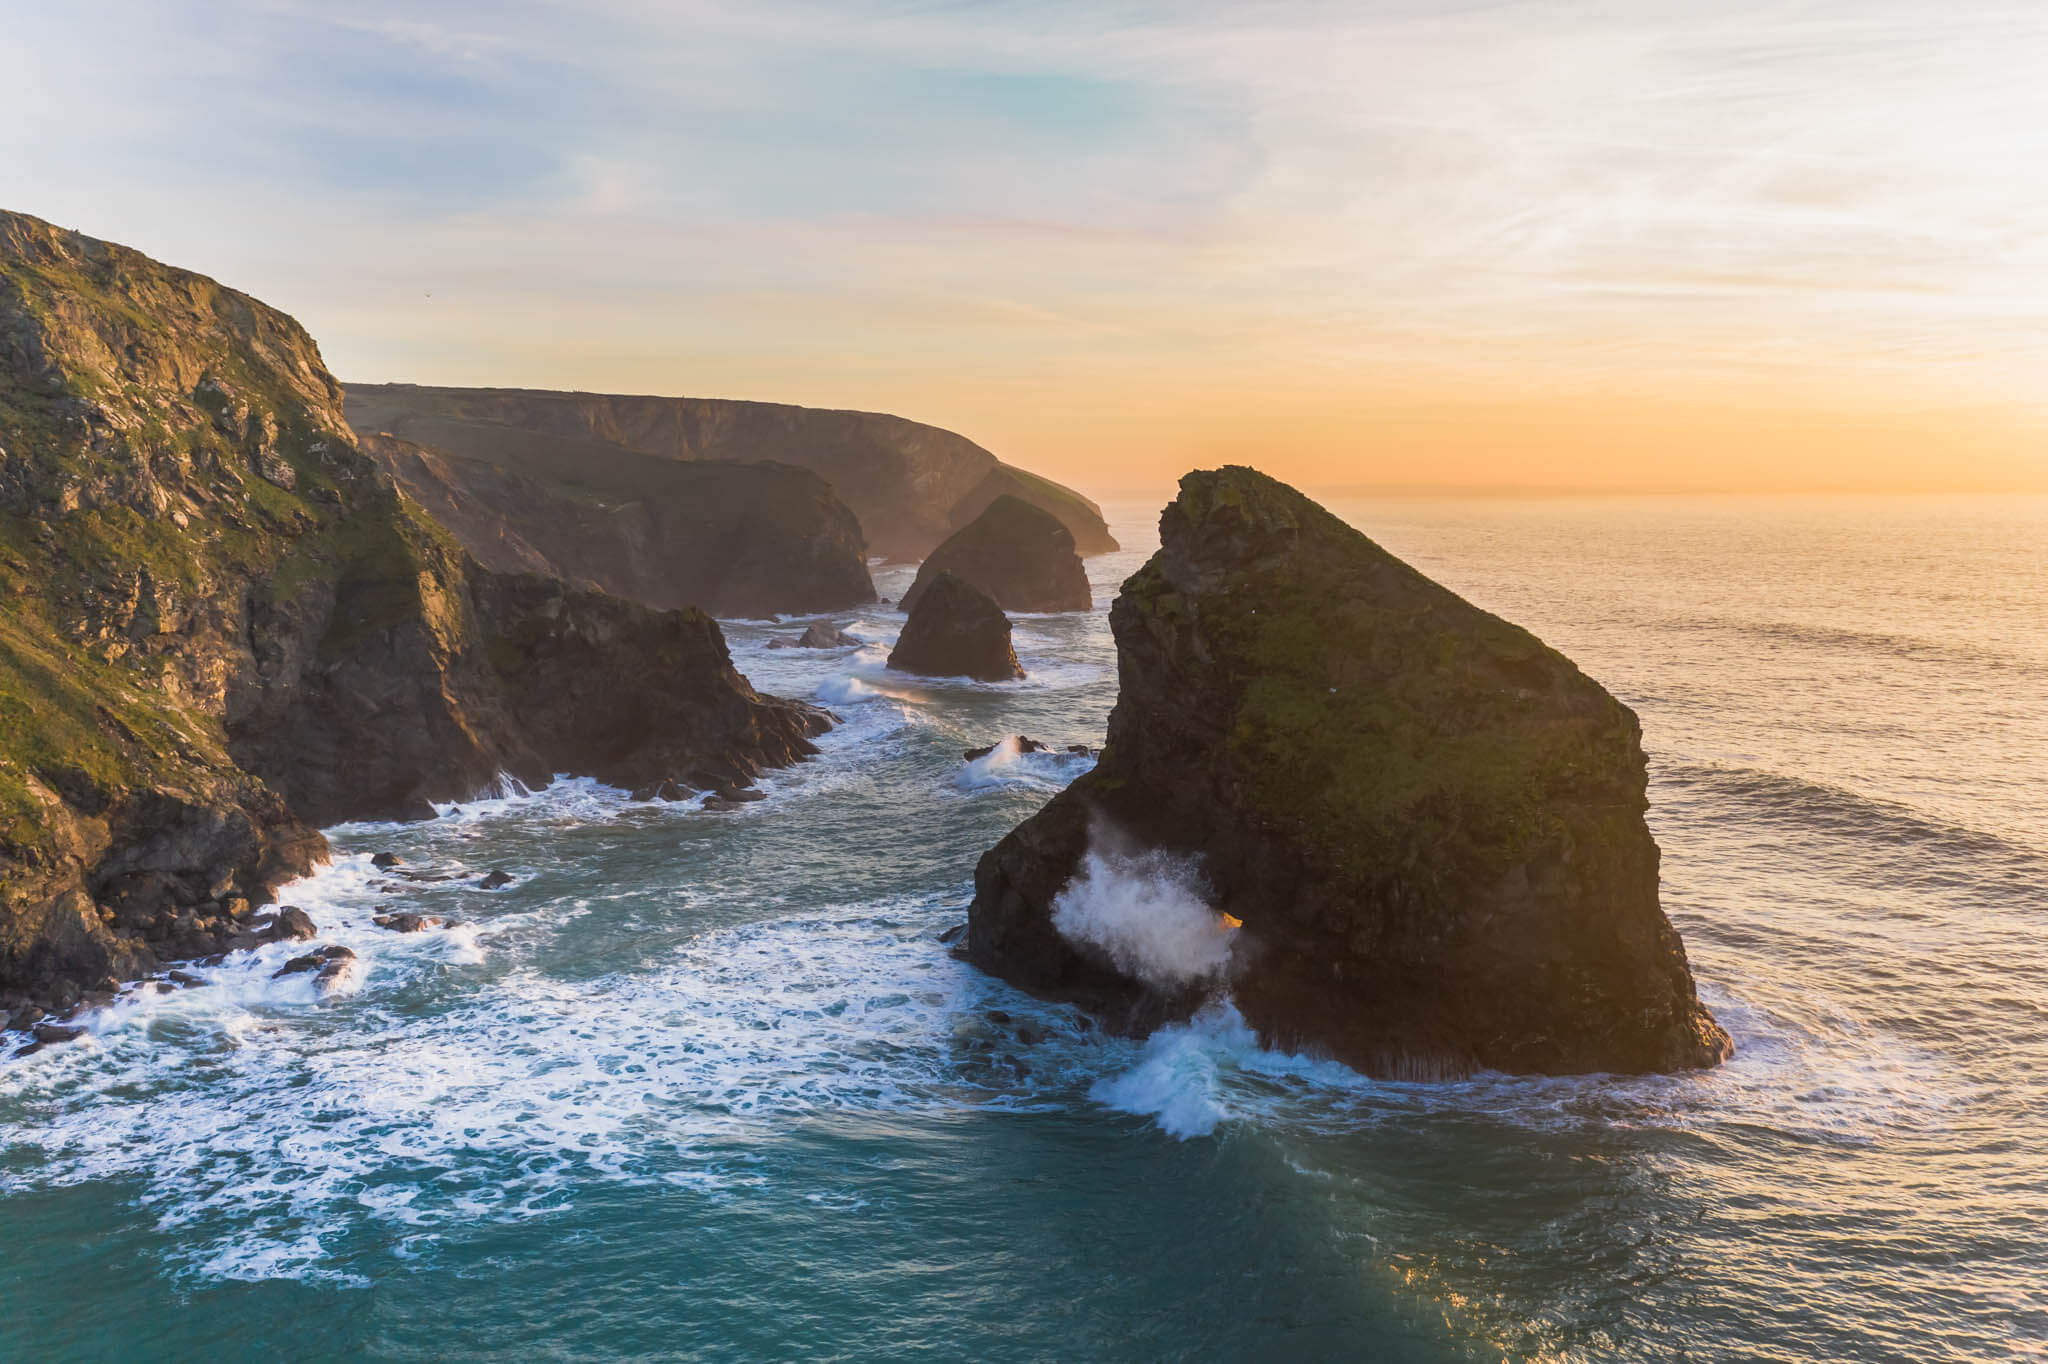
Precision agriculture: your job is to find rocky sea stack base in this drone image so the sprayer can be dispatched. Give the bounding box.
[968,467,1732,1079]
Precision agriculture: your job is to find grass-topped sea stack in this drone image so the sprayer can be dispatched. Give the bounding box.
[968,466,1732,1078]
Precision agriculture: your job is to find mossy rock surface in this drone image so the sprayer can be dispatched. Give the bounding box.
[969,466,1730,1078]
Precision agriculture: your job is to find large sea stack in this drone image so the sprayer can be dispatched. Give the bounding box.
[968,467,1731,1078]
[345,383,1119,561]
[0,209,826,1006]
[897,494,1092,616]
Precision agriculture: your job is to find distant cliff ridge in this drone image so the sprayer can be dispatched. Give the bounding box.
[343,383,1119,562]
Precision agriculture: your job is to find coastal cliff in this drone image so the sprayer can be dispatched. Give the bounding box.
[344,382,1118,561]
[0,209,825,1007]
[968,467,1731,1078]
[358,430,875,618]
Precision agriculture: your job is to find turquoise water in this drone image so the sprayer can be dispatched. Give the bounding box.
[3,494,2044,1361]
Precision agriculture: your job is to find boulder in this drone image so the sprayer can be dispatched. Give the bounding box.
[967,467,1731,1079]
[886,573,1024,683]
[963,737,1052,761]
[373,914,444,933]
[478,869,514,890]
[270,907,319,941]
[371,852,403,869]
[768,622,861,650]
[898,496,1092,615]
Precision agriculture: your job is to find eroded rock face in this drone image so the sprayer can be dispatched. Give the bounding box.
[897,495,1092,616]
[886,572,1023,682]
[0,208,829,1008]
[969,467,1731,1079]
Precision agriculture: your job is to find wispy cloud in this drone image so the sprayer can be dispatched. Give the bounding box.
[2,0,2044,488]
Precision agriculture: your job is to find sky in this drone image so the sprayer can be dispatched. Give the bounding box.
[2,0,2045,494]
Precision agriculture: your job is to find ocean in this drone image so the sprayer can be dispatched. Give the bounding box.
[2,492,2043,1361]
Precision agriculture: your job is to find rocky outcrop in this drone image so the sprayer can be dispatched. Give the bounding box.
[345,383,1118,561]
[886,573,1022,682]
[358,431,875,618]
[0,208,828,1009]
[897,495,1092,616]
[968,467,1731,1079]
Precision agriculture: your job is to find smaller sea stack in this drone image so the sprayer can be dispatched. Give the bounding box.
[887,572,1024,682]
[898,495,1092,615]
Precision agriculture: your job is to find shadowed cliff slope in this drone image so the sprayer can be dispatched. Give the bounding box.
[969,467,1731,1079]
[0,209,825,1007]
[359,431,874,617]
[344,382,1118,561]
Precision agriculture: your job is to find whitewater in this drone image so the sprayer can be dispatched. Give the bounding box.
[2,494,2043,1360]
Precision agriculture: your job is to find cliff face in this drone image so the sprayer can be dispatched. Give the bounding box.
[897,494,1092,616]
[969,467,1731,1079]
[345,383,1118,561]
[359,431,875,618]
[0,209,825,1006]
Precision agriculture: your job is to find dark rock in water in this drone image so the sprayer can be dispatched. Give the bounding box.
[963,736,1053,762]
[478,869,514,890]
[984,1010,1012,1025]
[273,945,355,981]
[631,778,696,802]
[167,971,205,989]
[937,923,967,945]
[898,496,1092,616]
[374,914,443,933]
[1066,744,1092,756]
[371,852,404,869]
[5,1006,44,1031]
[968,466,1732,1079]
[32,1023,86,1046]
[887,573,1024,682]
[271,908,319,942]
[769,622,861,650]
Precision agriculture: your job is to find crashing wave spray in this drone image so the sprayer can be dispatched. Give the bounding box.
[1049,836,1237,990]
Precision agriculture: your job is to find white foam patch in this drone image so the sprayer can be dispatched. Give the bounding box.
[954,738,1096,793]
[0,873,1109,1285]
[1051,845,1236,990]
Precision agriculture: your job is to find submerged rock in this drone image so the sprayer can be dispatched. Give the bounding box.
[477,869,514,890]
[898,495,1092,616]
[967,467,1732,1079]
[887,573,1024,683]
[963,736,1052,761]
